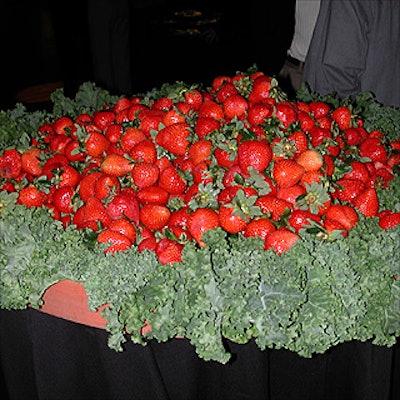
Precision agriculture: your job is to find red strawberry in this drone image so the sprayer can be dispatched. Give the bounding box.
[223,94,249,120]
[198,101,224,121]
[97,229,132,254]
[106,191,140,224]
[214,146,238,168]
[255,194,292,221]
[78,171,103,202]
[64,140,86,162]
[297,110,315,132]
[155,238,184,265]
[331,106,352,130]
[218,205,249,234]
[378,211,400,230]
[237,139,272,174]
[51,186,75,214]
[101,153,134,176]
[83,196,112,228]
[184,89,203,110]
[139,204,171,231]
[359,137,387,163]
[275,102,297,128]
[131,162,159,189]
[308,126,332,147]
[264,228,300,255]
[52,116,76,136]
[21,147,42,177]
[158,166,187,195]
[333,179,366,203]
[104,123,123,144]
[295,149,323,172]
[288,209,321,233]
[309,101,330,119]
[244,217,275,240]
[343,127,368,146]
[272,159,305,188]
[162,109,186,126]
[0,149,22,179]
[129,139,157,164]
[343,161,370,183]
[188,139,212,165]
[277,184,306,205]
[17,185,47,208]
[93,110,115,130]
[136,186,169,205]
[353,188,379,217]
[85,130,110,157]
[120,127,147,152]
[187,208,220,247]
[155,123,191,157]
[109,218,137,242]
[247,102,273,125]
[94,173,121,200]
[195,117,220,139]
[325,204,359,231]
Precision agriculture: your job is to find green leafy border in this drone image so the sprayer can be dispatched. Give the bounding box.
[1,82,399,364]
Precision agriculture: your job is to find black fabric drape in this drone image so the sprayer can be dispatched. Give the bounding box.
[1,308,399,400]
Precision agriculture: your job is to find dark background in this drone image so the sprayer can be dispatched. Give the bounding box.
[0,0,295,112]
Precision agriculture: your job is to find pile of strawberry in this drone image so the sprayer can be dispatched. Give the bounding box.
[1,71,400,264]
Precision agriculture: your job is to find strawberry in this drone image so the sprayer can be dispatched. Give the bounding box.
[184,89,203,110]
[300,171,323,186]
[129,139,157,164]
[188,139,212,165]
[247,102,273,125]
[101,153,134,176]
[106,191,140,224]
[353,187,379,217]
[332,179,366,203]
[94,173,120,200]
[275,102,297,128]
[216,81,239,103]
[139,204,171,231]
[83,196,112,228]
[198,101,224,121]
[244,217,275,240]
[223,94,249,120]
[331,106,352,130]
[295,149,323,172]
[237,139,272,174]
[49,134,72,154]
[131,162,159,189]
[162,109,186,126]
[264,228,300,255]
[272,159,305,188]
[52,116,76,136]
[308,127,332,147]
[195,117,220,139]
[64,140,86,162]
[120,127,147,152]
[104,123,123,144]
[93,110,115,130]
[97,229,132,254]
[288,209,321,233]
[113,97,132,114]
[0,149,22,179]
[343,127,368,146]
[158,166,187,195]
[138,110,164,136]
[218,204,249,234]
[325,204,359,231]
[109,218,137,242]
[309,101,330,119]
[136,186,169,205]
[17,185,47,208]
[297,110,315,132]
[378,211,400,230]
[52,186,75,214]
[212,75,231,91]
[78,171,103,202]
[289,131,309,155]
[343,161,370,183]
[85,130,110,157]
[248,76,272,103]
[155,122,191,157]
[214,146,238,168]
[187,208,220,247]
[255,194,292,221]
[155,238,184,265]
[359,137,387,163]
[21,147,42,177]
[277,184,306,205]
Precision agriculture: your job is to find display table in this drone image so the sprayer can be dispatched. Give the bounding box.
[0,307,399,400]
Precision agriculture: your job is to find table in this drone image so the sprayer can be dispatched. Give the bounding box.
[1,308,399,400]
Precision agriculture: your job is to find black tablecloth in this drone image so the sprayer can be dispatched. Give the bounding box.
[1,308,399,400]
